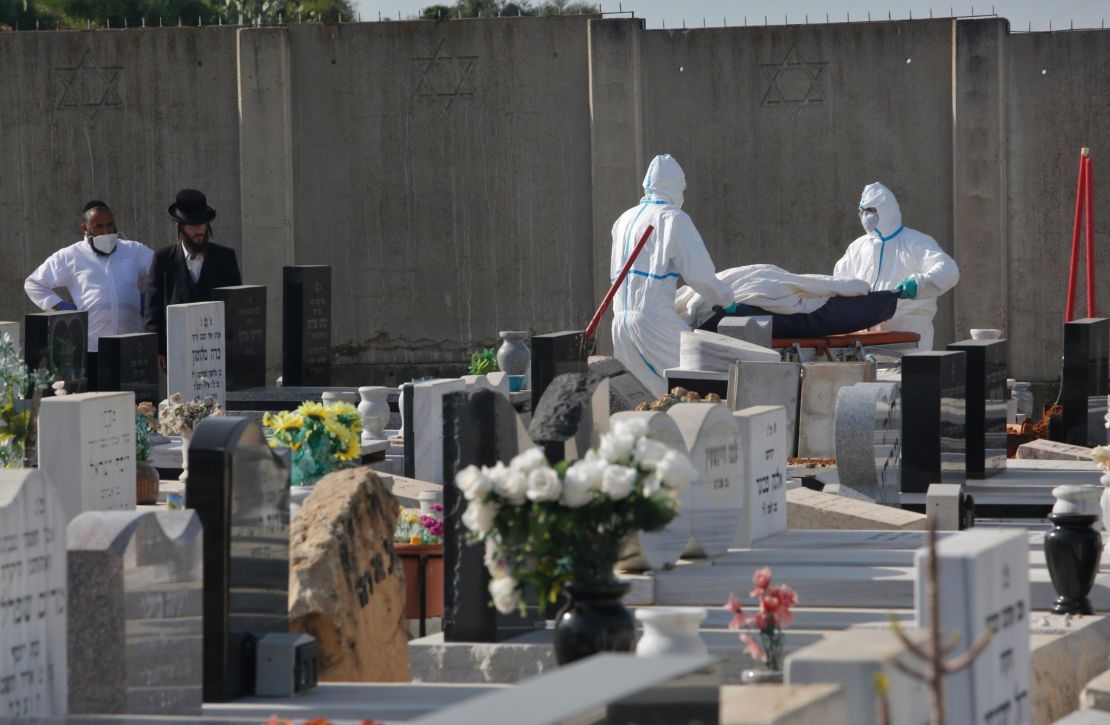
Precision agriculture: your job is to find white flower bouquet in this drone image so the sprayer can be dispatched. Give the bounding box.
[457,418,698,614]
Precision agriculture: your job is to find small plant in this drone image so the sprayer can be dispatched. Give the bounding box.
[468,348,500,375]
[0,332,53,468]
[395,504,445,545]
[135,412,153,462]
[158,392,223,436]
[724,567,798,671]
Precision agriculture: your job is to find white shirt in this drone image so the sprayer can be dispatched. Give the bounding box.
[24,239,155,352]
[181,241,204,284]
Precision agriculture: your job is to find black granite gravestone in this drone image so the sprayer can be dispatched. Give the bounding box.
[901,351,967,498]
[97,332,158,402]
[948,339,1007,480]
[213,285,267,391]
[282,266,331,387]
[441,389,524,643]
[530,331,585,411]
[1061,318,1109,446]
[187,416,290,702]
[24,310,88,395]
[528,371,607,464]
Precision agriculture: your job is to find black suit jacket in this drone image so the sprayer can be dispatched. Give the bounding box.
[145,241,242,354]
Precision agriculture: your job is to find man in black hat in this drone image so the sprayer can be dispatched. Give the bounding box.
[145,189,242,368]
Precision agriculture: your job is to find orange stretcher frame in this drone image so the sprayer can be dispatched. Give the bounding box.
[771,330,921,359]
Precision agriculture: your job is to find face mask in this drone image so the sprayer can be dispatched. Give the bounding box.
[90,232,118,255]
[860,211,880,236]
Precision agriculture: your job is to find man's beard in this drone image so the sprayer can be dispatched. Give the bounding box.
[181,229,209,256]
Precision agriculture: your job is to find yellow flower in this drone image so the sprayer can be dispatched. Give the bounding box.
[336,434,360,462]
[323,415,352,443]
[1093,445,1110,471]
[298,401,329,420]
[409,535,421,544]
[267,411,305,435]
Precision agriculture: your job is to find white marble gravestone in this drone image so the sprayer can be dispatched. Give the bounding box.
[667,403,741,558]
[915,529,1031,725]
[67,510,203,715]
[797,362,876,458]
[733,405,788,547]
[166,301,226,408]
[612,411,693,572]
[728,361,801,455]
[0,469,67,716]
[834,382,901,505]
[38,391,137,523]
[409,378,466,484]
[0,321,19,355]
[678,330,780,373]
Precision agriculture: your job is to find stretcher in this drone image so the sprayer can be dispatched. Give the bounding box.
[772,330,921,362]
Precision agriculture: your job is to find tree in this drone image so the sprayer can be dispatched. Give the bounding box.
[417,0,598,19]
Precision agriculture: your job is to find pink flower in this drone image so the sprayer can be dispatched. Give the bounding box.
[431,503,444,513]
[762,593,781,613]
[775,584,798,609]
[751,566,773,597]
[776,608,794,629]
[741,633,766,661]
[724,593,746,629]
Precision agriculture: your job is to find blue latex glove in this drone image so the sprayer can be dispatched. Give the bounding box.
[895,278,918,300]
[55,302,77,311]
[722,302,738,314]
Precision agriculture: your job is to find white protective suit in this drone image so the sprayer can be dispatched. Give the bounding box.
[833,182,959,350]
[610,154,734,397]
[24,239,154,352]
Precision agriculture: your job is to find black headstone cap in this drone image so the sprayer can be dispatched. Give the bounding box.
[82,199,109,213]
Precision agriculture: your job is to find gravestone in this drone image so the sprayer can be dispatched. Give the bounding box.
[166,301,226,408]
[97,333,158,403]
[66,510,203,715]
[612,411,692,572]
[728,361,802,455]
[187,416,290,701]
[24,310,88,395]
[1061,318,1109,446]
[37,391,136,523]
[901,351,967,498]
[678,330,779,372]
[0,469,67,716]
[834,382,901,505]
[717,316,773,349]
[530,331,586,411]
[213,285,267,391]
[797,362,876,458]
[786,488,926,531]
[667,403,741,558]
[441,389,529,643]
[403,378,466,484]
[915,529,1030,724]
[948,339,1007,479]
[282,266,331,387]
[733,405,787,547]
[528,372,610,463]
[0,321,20,355]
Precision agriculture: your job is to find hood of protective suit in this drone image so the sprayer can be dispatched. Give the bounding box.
[642,154,685,208]
[859,182,904,240]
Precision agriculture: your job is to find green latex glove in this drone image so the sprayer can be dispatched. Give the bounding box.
[895,278,918,300]
[722,302,738,314]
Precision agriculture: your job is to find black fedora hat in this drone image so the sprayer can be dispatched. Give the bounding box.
[168,189,217,224]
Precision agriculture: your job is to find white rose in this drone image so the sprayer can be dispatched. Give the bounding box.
[510,446,548,474]
[602,464,637,501]
[489,575,521,615]
[526,466,562,502]
[599,431,636,463]
[656,450,699,490]
[633,437,670,469]
[611,417,649,440]
[462,499,497,536]
[483,537,510,578]
[495,468,529,505]
[456,465,493,501]
[561,460,598,508]
[642,471,664,496]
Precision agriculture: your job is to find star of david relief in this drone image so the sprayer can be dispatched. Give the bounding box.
[412,38,478,111]
[759,45,828,117]
[53,48,123,126]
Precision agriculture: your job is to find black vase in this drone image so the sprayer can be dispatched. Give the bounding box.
[1044,513,1103,615]
[553,581,635,665]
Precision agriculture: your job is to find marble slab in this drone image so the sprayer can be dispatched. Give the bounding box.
[786,487,925,530]
[166,301,226,408]
[1016,439,1094,461]
[728,361,801,456]
[678,329,779,373]
[403,378,466,484]
[797,362,876,458]
[948,339,1008,479]
[716,316,773,349]
[733,405,787,547]
[834,382,901,505]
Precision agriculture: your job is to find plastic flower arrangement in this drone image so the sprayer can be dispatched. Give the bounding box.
[457,417,698,615]
[724,566,798,671]
[394,504,445,544]
[135,411,153,462]
[0,332,53,468]
[262,400,362,487]
[468,348,499,375]
[158,392,223,436]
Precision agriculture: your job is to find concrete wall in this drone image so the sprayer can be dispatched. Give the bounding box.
[1,17,1108,383]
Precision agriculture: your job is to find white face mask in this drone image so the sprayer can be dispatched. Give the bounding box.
[90,232,118,255]
[860,211,880,236]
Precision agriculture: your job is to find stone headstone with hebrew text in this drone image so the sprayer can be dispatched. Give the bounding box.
[97,333,158,402]
[0,469,67,716]
[733,405,787,547]
[166,301,226,408]
[282,266,331,387]
[38,391,136,524]
[213,285,267,391]
[835,382,901,505]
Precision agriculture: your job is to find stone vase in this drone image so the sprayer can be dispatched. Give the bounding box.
[1052,484,1104,526]
[178,431,192,483]
[358,386,390,442]
[136,461,160,505]
[1044,512,1103,615]
[496,331,530,377]
[634,607,708,657]
[553,581,635,665]
[322,390,359,406]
